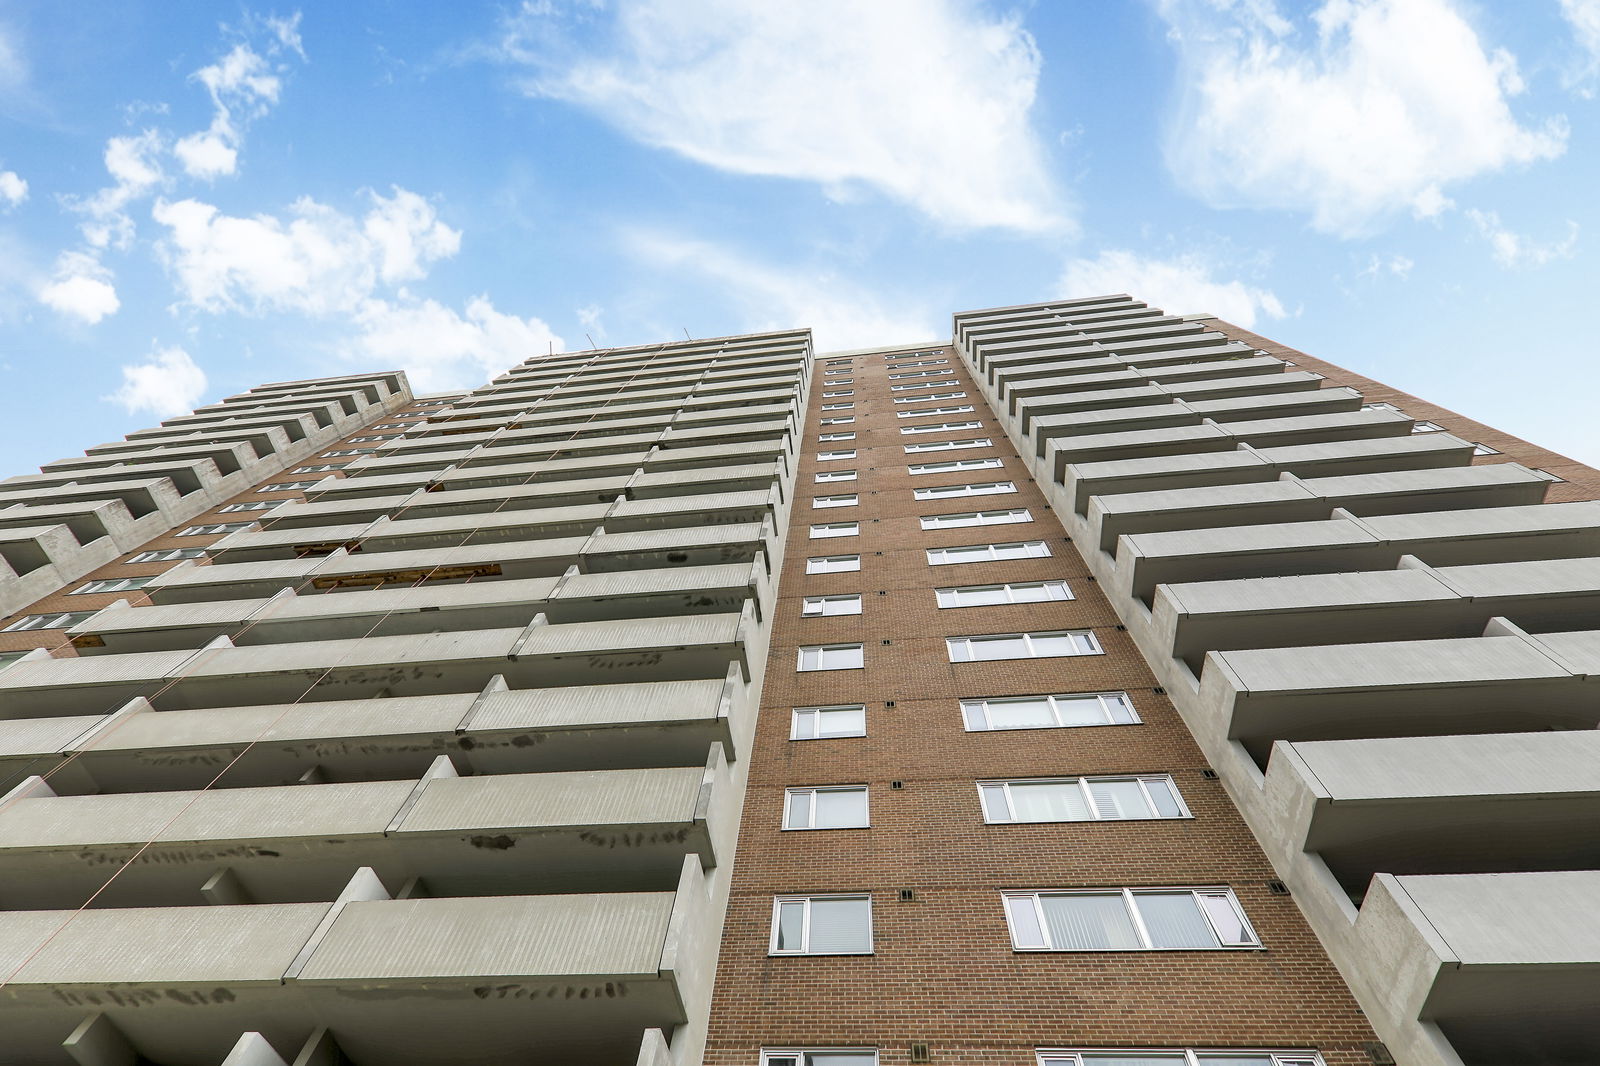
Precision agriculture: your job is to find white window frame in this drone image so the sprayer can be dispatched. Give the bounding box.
[812,494,858,509]
[888,369,948,379]
[322,448,377,456]
[810,521,859,539]
[914,481,1016,501]
[822,390,854,397]
[889,379,957,391]
[962,691,1140,732]
[176,521,255,536]
[901,420,982,435]
[978,775,1190,823]
[783,786,871,830]
[70,576,154,595]
[908,457,1004,476]
[904,438,992,453]
[797,643,865,671]
[1411,420,1445,433]
[2,611,99,632]
[935,579,1069,607]
[216,500,281,513]
[1004,887,1260,952]
[821,402,854,411]
[769,895,874,955]
[926,540,1050,566]
[802,593,863,616]
[347,435,388,443]
[790,704,868,740]
[1037,1050,1320,1066]
[260,481,321,492]
[814,470,857,483]
[896,405,974,419]
[127,547,207,563]
[818,432,856,442]
[884,358,946,369]
[919,509,1033,531]
[946,630,1101,662]
[817,450,857,462]
[820,416,855,425]
[293,463,348,473]
[892,391,966,404]
[806,554,860,574]
[1471,442,1500,456]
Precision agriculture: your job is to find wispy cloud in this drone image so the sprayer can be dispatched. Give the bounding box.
[1465,209,1579,268]
[1560,0,1600,93]
[625,228,937,351]
[1159,0,1566,236]
[175,13,305,179]
[1061,249,1285,328]
[496,0,1066,233]
[105,346,208,417]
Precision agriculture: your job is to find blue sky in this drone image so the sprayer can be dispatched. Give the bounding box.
[1,0,1597,473]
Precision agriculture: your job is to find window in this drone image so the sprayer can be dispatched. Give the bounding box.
[1534,468,1567,483]
[822,390,854,397]
[914,481,1016,501]
[810,522,859,539]
[905,438,991,453]
[926,540,1050,566]
[347,435,388,443]
[963,691,1139,731]
[71,576,154,595]
[797,643,864,671]
[818,432,856,442]
[1038,1051,1319,1066]
[322,448,376,457]
[1361,402,1402,413]
[893,392,966,404]
[908,457,1004,476]
[885,358,946,368]
[806,554,860,574]
[176,521,255,536]
[770,896,873,955]
[216,500,281,512]
[815,469,857,483]
[946,630,1100,662]
[784,786,870,829]
[127,547,207,563]
[920,509,1032,531]
[817,450,857,462]
[1004,888,1259,951]
[888,369,947,379]
[293,463,349,473]
[1411,420,1445,433]
[820,416,855,425]
[373,421,421,429]
[791,704,867,740]
[1471,442,1500,456]
[260,481,322,492]
[758,1043,876,1062]
[890,379,957,391]
[0,650,29,671]
[980,776,1188,823]
[2,611,98,632]
[901,420,982,435]
[812,494,859,509]
[936,579,1069,607]
[821,403,854,411]
[803,594,862,616]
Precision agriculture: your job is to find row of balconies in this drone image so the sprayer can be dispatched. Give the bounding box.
[955,301,1600,1066]
[995,352,1288,409]
[418,379,803,437]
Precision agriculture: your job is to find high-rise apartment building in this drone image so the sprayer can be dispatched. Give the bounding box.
[0,296,1593,1066]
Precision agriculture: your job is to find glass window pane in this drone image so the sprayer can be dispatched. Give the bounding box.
[775,901,805,951]
[1087,779,1156,820]
[1198,892,1253,946]
[985,697,1056,729]
[808,1052,877,1066]
[806,898,871,953]
[1040,894,1142,950]
[969,636,1028,660]
[979,785,1010,822]
[817,706,866,737]
[1007,782,1091,822]
[1029,634,1076,656]
[1136,892,1220,949]
[956,586,1009,606]
[1105,694,1138,724]
[1193,1057,1276,1066]
[1005,895,1046,949]
[813,789,868,828]
[1145,778,1184,819]
[1054,695,1111,726]
[1081,1056,1188,1066]
[785,792,811,828]
[791,710,817,740]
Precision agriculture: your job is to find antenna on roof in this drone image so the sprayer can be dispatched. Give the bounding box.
[585,333,596,350]
[682,328,692,341]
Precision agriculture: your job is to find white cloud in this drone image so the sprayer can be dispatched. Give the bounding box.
[1061,250,1286,328]
[1160,0,1567,235]
[175,37,295,180]
[498,0,1064,233]
[153,187,461,314]
[73,130,165,250]
[106,346,208,417]
[0,22,27,94]
[1465,209,1579,268]
[1561,0,1600,92]
[0,169,25,206]
[38,252,120,324]
[625,229,937,351]
[352,296,563,392]
[1358,252,1414,279]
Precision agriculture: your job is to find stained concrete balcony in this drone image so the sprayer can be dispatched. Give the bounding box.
[1156,556,1600,670]
[661,418,791,450]
[0,608,757,715]
[434,454,649,491]
[1196,627,1600,764]
[0,670,750,794]
[1114,501,1600,603]
[73,560,767,652]
[1347,870,1600,1064]
[1063,434,1472,515]
[0,745,733,907]
[1263,731,1600,896]
[43,440,256,477]
[0,857,713,1066]
[1089,464,1550,554]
